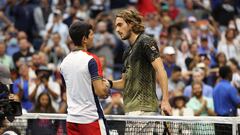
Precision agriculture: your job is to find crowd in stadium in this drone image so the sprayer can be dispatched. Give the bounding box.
[0,0,240,121]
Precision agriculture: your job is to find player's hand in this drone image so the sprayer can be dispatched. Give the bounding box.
[103,79,110,89]
[161,100,172,116]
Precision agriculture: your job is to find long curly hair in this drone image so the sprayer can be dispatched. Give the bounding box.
[116,10,145,34]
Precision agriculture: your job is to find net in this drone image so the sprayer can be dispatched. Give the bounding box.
[1,113,239,135]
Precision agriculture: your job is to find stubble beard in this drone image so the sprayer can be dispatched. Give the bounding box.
[121,29,131,40]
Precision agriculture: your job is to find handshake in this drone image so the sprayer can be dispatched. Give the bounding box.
[103,79,113,90]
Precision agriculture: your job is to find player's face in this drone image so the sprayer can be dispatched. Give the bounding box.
[115,17,131,40]
[87,30,94,48]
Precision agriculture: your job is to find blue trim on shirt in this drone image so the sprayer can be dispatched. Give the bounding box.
[88,58,101,80]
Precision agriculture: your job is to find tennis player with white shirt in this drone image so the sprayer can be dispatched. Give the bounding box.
[60,21,110,135]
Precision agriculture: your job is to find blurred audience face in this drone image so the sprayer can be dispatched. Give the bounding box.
[189,43,198,55]
[0,42,6,56]
[192,82,203,98]
[216,52,227,66]
[180,41,189,53]
[97,21,107,33]
[19,64,29,77]
[165,54,176,64]
[192,69,204,83]
[52,33,61,45]
[225,29,235,41]
[147,14,159,28]
[161,16,171,29]
[175,98,185,109]
[171,70,181,82]
[17,31,27,41]
[31,53,40,67]
[39,93,50,108]
[19,39,29,51]
[200,39,208,48]
[185,0,194,10]
[38,52,48,66]
[228,59,239,72]
[69,6,77,16]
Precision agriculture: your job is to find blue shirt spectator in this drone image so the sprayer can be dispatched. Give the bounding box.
[13,78,33,111]
[213,79,240,116]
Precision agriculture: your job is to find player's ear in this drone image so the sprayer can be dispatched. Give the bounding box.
[82,36,87,44]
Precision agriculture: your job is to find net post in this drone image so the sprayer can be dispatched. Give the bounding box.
[232,120,237,135]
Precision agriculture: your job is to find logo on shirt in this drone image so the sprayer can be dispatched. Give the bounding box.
[150,46,157,51]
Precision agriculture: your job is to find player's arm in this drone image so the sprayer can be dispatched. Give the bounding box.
[89,58,109,98]
[111,73,126,90]
[92,79,108,98]
[144,38,171,115]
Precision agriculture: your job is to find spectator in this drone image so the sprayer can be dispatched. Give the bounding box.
[12,38,33,68]
[212,0,238,30]
[104,92,125,115]
[186,81,215,116]
[12,0,35,42]
[215,52,227,68]
[228,58,240,89]
[29,66,61,111]
[145,13,162,44]
[0,42,14,69]
[45,9,68,44]
[58,92,67,113]
[168,65,185,97]
[163,46,176,77]
[217,28,239,62]
[5,26,19,56]
[33,0,52,37]
[184,67,213,98]
[12,64,33,111]
[168,25,182,49]
[28,92,56,135]
[213,65,240,135]
[0,11,12,30]
[93,21,116,68]
[171,90,193,116]
[185,42,199,70]
[176,40,190,71]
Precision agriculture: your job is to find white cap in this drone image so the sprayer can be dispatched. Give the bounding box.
[163,46,176,55]
[188,16,197,22]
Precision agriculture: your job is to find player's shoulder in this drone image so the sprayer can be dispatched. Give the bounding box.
[139,34,157,47]
[140,34,154,41]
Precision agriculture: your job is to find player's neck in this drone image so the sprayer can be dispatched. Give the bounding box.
[129,32,140,46]
[72,46,86,51]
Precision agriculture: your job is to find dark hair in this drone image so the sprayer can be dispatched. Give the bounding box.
[2,127,21,135]
[116,10,144,34]
[219,65,232,79]
[172,65,182,73]
[33,92,56,113]
[69,21,93,46]
[229,58,240,70]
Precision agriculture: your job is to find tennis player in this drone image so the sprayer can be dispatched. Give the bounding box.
[60,21,110,135]
[109,9,172,116]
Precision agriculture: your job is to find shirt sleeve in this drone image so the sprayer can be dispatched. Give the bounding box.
[88,58,102,81]
[229,86,240,105]
[142,37,160,63]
